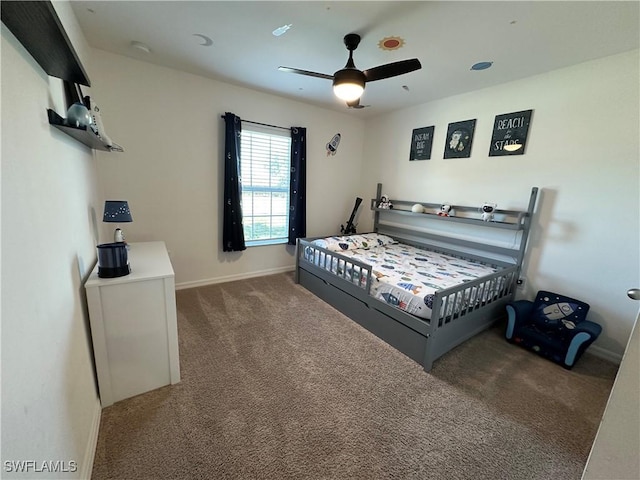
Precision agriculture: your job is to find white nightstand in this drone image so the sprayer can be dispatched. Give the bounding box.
[85,241,180,407]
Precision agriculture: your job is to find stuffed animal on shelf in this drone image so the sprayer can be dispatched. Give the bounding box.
[481,202,497,221]
[411,204,425,213]
[378,194,393,209]
[438,204,453,217]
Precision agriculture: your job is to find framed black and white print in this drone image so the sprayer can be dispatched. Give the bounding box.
[444,119,476,159]
[489,109,533,156]
[410,126,435,161]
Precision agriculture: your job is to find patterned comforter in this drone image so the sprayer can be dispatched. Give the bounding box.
[307,234,500,320]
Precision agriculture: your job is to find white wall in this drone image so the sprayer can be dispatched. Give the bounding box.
[1,3,102,478]
[88,49,366,287]
[359,50,640,360]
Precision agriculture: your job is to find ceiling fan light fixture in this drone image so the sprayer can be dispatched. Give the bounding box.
[333,82,364,102]
[333,69,365,102]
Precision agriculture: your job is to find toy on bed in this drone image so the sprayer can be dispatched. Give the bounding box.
[377,194,393,209]
[437,204,453,217]
[481,202,497,221]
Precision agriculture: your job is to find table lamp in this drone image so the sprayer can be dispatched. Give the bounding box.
[103,200,132,242]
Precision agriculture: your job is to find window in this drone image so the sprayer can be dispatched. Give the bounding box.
[240,125,291,246]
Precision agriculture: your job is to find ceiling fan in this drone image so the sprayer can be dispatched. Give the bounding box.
[279,33,421,107]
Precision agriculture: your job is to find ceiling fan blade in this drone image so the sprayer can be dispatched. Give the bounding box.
[363,59,422,82]
[278,66,333,80]
[346,98,369,109]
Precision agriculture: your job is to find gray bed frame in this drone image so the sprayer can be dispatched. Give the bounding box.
[295,184,538,371]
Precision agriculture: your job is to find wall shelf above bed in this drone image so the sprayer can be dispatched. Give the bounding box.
[371,192,536,231]
[371,204,525,230]
[372,184,539,269]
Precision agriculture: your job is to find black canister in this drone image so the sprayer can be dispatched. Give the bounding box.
[97,242,130,278]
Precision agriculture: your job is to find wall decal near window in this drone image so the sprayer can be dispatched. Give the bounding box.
[326,133,341,156]
[489,109,533,156]
[444,119,476,159]
[410,126,434,161]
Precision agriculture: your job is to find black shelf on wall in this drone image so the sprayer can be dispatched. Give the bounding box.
[1,0,91,86]
[47,110,124,152]
[2,1,124,152]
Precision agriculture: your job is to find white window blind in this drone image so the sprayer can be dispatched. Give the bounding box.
[240,125,291,245]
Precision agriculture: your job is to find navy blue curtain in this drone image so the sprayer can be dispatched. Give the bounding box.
[223,112,246,252]
[288,127,306,245]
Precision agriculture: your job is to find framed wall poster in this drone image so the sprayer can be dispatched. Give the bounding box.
[409,126,435,161]
[444,119,476,159]
[489,109,533,156]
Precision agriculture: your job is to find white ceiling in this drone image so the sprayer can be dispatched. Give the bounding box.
[71,1,640,117]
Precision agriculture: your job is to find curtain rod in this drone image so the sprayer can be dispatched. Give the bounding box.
[220,115,290,132]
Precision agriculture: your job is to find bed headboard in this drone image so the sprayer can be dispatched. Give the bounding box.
[372,184,538,268]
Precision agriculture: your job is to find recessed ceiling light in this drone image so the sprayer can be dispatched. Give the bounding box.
[272,24,292,37]
[471,61,493,71]
[130,41,151,54]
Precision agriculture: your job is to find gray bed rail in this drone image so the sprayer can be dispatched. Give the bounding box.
[297,239,373,292]
[298,238,517,325]
[430,265,518,326]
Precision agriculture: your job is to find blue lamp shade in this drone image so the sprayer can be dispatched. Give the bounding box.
[103,201,133,223]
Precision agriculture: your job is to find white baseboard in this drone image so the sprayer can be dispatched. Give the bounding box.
[80,399,101,479]
[175,265,296,291]
[588,344,622,365]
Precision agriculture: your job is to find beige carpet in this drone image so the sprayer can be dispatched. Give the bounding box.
[91,273,617,480]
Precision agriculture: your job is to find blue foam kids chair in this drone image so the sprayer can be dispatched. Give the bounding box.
[505,290,602,369]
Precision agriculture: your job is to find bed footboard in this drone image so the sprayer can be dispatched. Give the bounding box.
[423,266,518,369]
[431,266,518,325]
